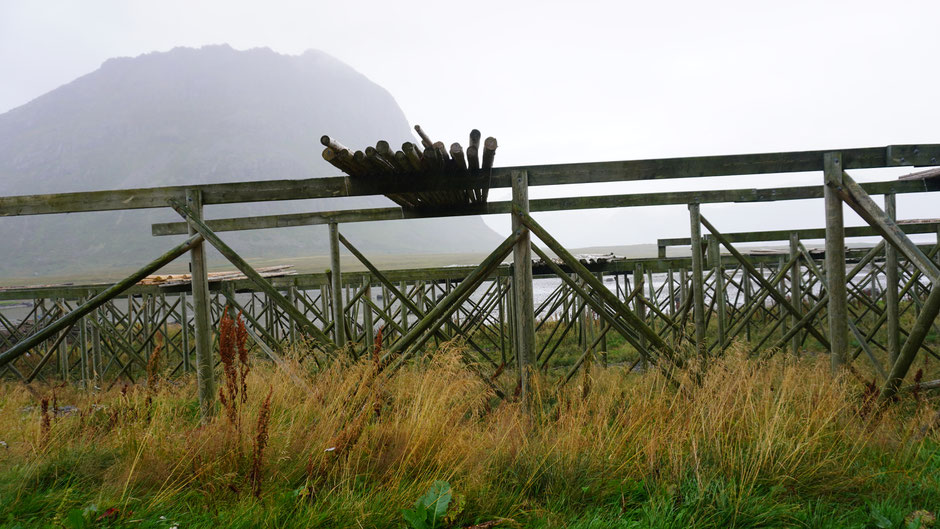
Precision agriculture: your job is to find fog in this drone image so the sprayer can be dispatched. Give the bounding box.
[2,0,938,249]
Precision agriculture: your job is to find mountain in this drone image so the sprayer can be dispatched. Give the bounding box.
[0,45,503,279]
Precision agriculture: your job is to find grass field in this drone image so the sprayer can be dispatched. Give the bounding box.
[1,331,939,528]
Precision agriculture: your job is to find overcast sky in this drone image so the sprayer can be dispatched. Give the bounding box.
[2,0,938,249]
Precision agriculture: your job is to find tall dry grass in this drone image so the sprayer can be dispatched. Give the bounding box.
[0,343,937,527]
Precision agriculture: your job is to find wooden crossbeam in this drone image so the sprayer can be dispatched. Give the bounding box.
[659,219,940,249]
[151,179,935,237]
[4,144,938,217]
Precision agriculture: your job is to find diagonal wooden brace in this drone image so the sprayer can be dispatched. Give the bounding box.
[836,171,940,284]
[531,244,654,364]
[167,198,336,352]
[337,231,496,364]
[515,208,681,368]
[700,215,832,351]
[0,234,203,371]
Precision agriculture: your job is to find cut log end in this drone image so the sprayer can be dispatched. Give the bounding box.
[414,124,434,150]
[320,135,350,154]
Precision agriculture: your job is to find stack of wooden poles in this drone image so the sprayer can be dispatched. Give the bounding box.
[320,125,497,210]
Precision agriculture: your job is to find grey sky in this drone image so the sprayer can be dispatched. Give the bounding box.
[2,0,938,248]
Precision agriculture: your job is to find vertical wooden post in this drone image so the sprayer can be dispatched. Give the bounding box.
[789,233,802,356]
[507,277,516,361]
[561,281,570,324]
[430,280,440,348]
[328,222,346,346]
[143,294,152,359]
[582,296,594,371]
[635,264,648,370]
[180,292,190,372]
[740,268,751,341]
[689,203,707,355]
[669,269,681,340]
[777,255,789,343]
[680,268,689,310]
[498,278,507,365]
[400,281,409,330]
[320,285,330,333]
[418,281,426,315]
[824,152,848,372]
[160,293,168,366]
[667,269,676,316]
[79,305,89,386]
[92,308,102,386]
[264,293,274,341]
[288,286,298,346]
[126,295,134,350]
[884,193,900,364]
[511,170,535,398]
[363,276,374,352]
[708,238,726,348]
[186,188,214,420]
[597,272,608,367]
[58,299,69,380]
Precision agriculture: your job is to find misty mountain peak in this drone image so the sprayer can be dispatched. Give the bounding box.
[0,46,500,278]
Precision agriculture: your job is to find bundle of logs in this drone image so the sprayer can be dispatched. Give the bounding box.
[320,125,498,210]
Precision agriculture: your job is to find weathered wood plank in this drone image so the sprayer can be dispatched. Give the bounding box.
[658,217,940,248]
[511,171,535,398]
[150,179,932,237]
[328,222,346,346]
[885,193,900,364]
[186,189,215,420]
[823,153,847,372]
[689,204,706,355]
[3,145,938,217]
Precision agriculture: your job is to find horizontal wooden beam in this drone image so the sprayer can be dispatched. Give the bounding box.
[151,178,931,236]
[0,244,925,301]
[3,144,938,217]
[658,220,940,249]
[491,144,940,188]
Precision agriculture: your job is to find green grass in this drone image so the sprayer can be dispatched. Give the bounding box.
[1,315,938,528]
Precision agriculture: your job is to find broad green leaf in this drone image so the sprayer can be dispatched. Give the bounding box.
[419,480,452,521]
[402,503,430,529]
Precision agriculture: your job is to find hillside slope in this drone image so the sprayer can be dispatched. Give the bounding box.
[0,45,502,278]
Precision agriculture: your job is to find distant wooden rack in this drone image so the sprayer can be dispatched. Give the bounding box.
[320,125,497,211]
[137,265,296,287]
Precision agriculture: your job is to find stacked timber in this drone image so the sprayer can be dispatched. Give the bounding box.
[531,253,620,275]
[320,125,498,210]
[899,167,940,181]
[142,265,297,287]
[899,167,940,191]
[533,253,618,268]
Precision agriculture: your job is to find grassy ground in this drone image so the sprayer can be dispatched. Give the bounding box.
[1,338,939,528]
